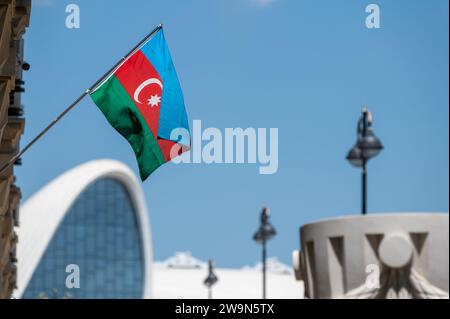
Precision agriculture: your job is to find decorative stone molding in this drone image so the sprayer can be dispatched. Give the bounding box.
[295,213,449,299]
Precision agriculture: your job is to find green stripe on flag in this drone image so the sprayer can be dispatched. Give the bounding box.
[90,75,165,180]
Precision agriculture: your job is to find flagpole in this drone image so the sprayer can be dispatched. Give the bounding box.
[0,23,163,175]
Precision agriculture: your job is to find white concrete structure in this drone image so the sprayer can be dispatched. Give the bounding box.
[153,252,304,299]
[294,213,449,299]
[14,159,153,298]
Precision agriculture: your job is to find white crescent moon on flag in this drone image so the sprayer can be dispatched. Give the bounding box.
[134,78,163,104]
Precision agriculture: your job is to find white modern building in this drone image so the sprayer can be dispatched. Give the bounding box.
[14,159,153,298]
[14,159,303,299]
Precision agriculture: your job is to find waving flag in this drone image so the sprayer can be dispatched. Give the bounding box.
[90,28,189,180]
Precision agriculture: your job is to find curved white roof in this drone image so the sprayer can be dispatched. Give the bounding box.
[14,159,153,298]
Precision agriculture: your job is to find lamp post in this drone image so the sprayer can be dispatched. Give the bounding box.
[346,108,383,215]
[203,259,218,299]
[253,207,276,299]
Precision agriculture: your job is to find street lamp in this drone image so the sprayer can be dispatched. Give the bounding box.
[203,259,218,299]
[253,207,276,299]
[346,107,383,215]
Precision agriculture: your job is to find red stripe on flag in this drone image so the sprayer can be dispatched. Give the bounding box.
[157,139,178,162]
[114,50,185,162]
[115,50,162,138]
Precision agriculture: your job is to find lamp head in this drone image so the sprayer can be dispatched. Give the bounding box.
[358,127,383,159]
[204,259,218,287]
[253,207,276,244]
[347,108,383,165]
[346,144,363,167]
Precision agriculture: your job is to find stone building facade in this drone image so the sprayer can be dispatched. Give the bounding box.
[0,0,30,299]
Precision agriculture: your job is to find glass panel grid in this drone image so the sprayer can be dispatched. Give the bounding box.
[23,178,145,299]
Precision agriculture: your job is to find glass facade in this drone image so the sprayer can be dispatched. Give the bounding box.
[22,178,145,299]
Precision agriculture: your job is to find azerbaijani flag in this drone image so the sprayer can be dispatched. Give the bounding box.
[90,28,189,181]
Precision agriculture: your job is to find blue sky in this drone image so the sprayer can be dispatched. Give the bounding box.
[18,0,448,267]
